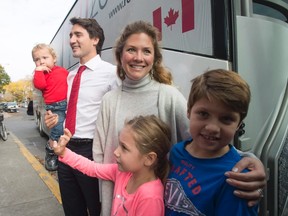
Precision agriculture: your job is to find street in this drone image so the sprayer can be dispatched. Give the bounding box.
[0,107,63,216]
[3,108,54,175]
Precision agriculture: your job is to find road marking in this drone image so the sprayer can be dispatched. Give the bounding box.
[9,132,62,204]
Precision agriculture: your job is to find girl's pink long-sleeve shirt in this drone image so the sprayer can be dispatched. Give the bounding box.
[59,148,164,216]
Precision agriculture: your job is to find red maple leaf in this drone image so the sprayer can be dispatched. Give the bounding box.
[164,8,179,30]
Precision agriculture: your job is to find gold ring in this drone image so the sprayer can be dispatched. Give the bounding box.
[257,189,264,198]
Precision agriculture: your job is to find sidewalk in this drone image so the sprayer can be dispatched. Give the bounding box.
[0,131,64,216]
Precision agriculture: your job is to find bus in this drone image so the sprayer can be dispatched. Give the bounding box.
[33,1,288,215]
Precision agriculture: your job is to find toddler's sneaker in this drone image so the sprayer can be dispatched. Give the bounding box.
[45,142,58,171]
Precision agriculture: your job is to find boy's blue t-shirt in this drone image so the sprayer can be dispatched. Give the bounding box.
[164,139,258,216]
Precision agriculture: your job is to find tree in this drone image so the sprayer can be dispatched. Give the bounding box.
[3,79,33,102]
[0,64,11,94]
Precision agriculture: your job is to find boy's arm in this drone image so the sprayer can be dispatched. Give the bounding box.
[33,65,53,90]
[33,70,47,90]
[215,183,259,216]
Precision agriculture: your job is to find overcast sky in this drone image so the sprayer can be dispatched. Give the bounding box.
[0,0,75,82]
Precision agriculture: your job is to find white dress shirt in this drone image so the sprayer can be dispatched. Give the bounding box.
[66,55,119,139]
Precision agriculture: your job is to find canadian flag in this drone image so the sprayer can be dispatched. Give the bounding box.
[153,0,194,37]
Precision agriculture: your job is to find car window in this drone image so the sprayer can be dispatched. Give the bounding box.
[8,102,17,105]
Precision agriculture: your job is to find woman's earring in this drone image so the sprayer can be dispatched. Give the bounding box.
[120,68,125,79]
[150,68,154,78]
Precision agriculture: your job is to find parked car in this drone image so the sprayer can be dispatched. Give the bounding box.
[5,102,19,113]
[0,103,6,112]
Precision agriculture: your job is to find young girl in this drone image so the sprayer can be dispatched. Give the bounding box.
[53,115,171,216]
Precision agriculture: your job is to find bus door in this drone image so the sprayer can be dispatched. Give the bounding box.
[233,1,288,215]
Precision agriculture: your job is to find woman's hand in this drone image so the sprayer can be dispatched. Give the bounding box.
[225,157,266,207]
[45,110,58,129]
[53,128,72,157]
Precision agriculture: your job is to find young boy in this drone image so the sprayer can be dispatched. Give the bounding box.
[32,43,68,172]
[164,69,258,215]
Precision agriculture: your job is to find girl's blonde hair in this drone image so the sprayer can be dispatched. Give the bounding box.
[125,115,171,183]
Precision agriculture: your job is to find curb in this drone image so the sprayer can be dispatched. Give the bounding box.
[9,132,62,204]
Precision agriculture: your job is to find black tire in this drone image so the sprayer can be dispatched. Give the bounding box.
[38,117,46,137]
[0,123,8,141]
